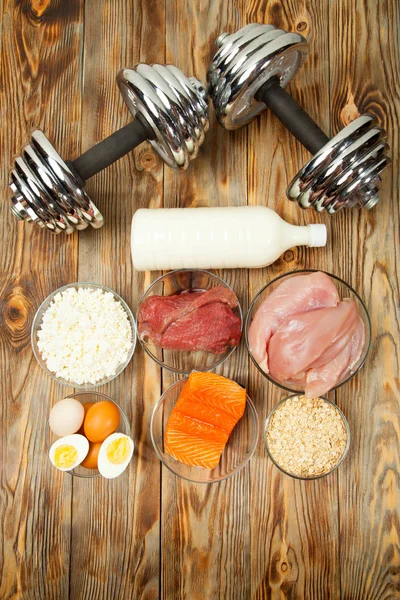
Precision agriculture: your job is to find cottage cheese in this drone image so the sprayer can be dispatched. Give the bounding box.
[37,287,133,384]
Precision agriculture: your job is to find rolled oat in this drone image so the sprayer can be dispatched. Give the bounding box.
[265,395,348,477]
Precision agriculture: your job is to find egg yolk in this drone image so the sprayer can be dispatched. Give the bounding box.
[107,438,130,465]
[54,445,78,468]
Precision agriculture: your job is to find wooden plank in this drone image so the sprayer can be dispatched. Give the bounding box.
[68,1,165,599]
[0,1,398,598]
[246,3,341,599]
[329,1,400,599]
[0,1,83,598]
[161,1,251,599]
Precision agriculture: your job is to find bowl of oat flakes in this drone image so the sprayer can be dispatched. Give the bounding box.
[264,395,350,479]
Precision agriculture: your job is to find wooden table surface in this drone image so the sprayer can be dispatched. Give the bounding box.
[1,1,399,599]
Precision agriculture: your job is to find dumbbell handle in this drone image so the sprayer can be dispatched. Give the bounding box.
[255,77,330,155]
[71,115,155,182]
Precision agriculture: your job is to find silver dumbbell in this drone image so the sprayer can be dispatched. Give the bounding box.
[10,64,209,233]
[207,24,391,214]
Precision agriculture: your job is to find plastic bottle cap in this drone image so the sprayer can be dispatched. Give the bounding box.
[308,224,327,247]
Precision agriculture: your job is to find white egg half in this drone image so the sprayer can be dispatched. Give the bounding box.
[49,434,89,471]
[98,433,134,479]
[49,398,85,437]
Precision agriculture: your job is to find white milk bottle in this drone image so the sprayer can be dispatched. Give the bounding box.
[131,206,327,270]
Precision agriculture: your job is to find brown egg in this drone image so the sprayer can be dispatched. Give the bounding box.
[81,442,102,470]
[84,401,120,443]
[78,402,95,435]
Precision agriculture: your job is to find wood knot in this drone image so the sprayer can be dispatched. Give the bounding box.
[8,305,23,323]
[1,286,34,352]
[134,142,162,181]
[5,295,28,329]
[140,152,157,170]
[340,98,360,126]
[284,250,295,263]
[296,21,308,33]
[21,0,52,22]
[270,547,299,586]
[21,0,79,26]
[30,0,51,17]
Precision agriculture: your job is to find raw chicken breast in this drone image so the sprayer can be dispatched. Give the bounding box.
[305,301,359,369]
[304,314,365,397]
[248,272,340,372]
[305,345,353,397]
[268,299,359,382]
[344,316,366,374]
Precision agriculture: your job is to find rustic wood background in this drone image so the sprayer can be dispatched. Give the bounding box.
[1,1,399,598]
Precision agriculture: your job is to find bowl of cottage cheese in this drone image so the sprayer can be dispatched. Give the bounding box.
[31,283,136,388]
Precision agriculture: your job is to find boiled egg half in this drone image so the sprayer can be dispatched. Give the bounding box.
[49,434,89,471]
[98,433,134,479]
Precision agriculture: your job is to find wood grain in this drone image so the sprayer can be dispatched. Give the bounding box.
[329,1,400,599]
[162,1,252,599]
[246,2,341,599]
[68,1,165,599]
[0,1,83,598]
[0,1,399,599]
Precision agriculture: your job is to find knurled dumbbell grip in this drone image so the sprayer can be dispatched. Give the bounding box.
[255,77,330,155]
[72,115,155,182]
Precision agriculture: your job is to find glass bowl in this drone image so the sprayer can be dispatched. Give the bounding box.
[264,394,350,480]
[136,269,243,374]
[31,282,136,388]
[150,377,259,483]
[45,391,131,478]
[245,269,371,394]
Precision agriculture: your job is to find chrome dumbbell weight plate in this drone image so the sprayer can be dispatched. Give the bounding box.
[208,23,391,212]
[207,24,308,129]
[207,24,276,96]
[287,115,391,212]
[10,130,104,233]
[30,131,104,228]
[117,64,209,170]
[10,64,209,233]
[12,155,72,233]
[22,142,89,230]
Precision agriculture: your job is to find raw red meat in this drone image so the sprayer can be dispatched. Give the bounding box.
[248,271,340,372]
[138,286,241,354]
[138,292,195,340]
[139,286,237,336]
[154,303,241,353]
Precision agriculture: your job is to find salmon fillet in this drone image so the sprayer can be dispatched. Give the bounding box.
[165,372,247,469]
